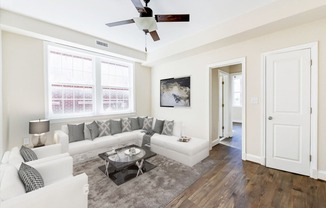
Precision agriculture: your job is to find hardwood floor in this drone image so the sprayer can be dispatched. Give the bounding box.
[220,123,242,150]
[166,145,326,208]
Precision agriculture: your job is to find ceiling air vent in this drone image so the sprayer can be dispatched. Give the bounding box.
[95,40,109,48]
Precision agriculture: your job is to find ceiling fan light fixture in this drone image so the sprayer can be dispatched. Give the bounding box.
[133,17,157,32]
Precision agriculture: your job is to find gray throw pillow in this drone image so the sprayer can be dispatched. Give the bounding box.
[68,123,85,143]
[153,119,164,134]
[110,119,122,135]
[162,120,174,136]
[20,146,38,162]
[142,117,153,131]
[138,116,147,129]
[97,120,111,137]
[86,121,99,140]
[18,163,44,192]
[121,118,131,132]
[130,117,140,130]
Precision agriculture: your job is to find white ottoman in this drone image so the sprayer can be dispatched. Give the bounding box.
[150,134,209,167]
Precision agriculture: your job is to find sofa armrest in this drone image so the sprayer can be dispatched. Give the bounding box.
[54,130,69,153]
[1,173,88,208]
[32,144,63,158]
[27,156,73,186]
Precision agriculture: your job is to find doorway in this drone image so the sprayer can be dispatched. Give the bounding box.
[262,42,318,178]
[209,58,246,160]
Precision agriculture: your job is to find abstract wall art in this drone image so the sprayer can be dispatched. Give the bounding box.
[160,76,191,107]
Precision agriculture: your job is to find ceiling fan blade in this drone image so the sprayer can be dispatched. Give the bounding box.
[149,30,160,41]
[106,19,135,27]
[155,14,190,22]
[130,0,146,13]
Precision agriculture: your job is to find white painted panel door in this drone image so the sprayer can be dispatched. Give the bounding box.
[266,48,311,176]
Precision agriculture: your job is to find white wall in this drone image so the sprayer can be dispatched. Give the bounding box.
[0,30,4,157]
[151,17,326,172]
[2,31,151,150]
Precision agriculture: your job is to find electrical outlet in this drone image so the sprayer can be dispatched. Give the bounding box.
[23,137,30,145]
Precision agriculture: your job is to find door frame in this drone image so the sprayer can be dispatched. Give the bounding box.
[208,57,246,160]
[261,42,318,178]
[218,70,231,141]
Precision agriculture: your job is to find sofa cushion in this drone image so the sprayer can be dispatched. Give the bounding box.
[153,119,164,134]
[68,123,85,143]
[110,119,122,135]
[97,120,111,137]
[18,163,44,193]
[121,118,131,132]
[93,135,119,149]
[20,146,38,162]
[0,164,26,200]
[130,117,140,130]
[162,120,174,136]
[68,140,95,155]
[86,121,99,140]
[143,117,153,131]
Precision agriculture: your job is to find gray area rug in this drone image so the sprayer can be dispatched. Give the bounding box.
[73,149,217,208]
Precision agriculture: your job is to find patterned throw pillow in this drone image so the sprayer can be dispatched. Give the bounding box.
[18,163,44,192]
[121,118,131,132]
[20,146,38,162]
[97,120,111,137]
[162,120,174,136]
[142,117,153,131]
[86,121,99,140]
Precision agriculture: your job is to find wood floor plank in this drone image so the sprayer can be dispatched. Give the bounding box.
[165,144,326,208]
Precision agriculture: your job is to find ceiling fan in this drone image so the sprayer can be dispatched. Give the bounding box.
[106,0,190,42]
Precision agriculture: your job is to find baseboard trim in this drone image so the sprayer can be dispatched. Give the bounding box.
[318,170,326,181]
[246,154,261,164]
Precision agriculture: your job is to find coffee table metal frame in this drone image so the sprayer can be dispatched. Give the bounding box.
[98,144,156,183]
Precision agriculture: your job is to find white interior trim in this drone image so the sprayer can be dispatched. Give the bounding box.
[208,57,246,160]
[261,42,318,178]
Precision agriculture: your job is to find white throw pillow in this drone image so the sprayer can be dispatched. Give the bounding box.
[0,164,26,200]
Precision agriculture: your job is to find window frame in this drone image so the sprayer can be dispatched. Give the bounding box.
[44,42,135,120]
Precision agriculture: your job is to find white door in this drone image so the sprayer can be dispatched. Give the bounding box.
[265,48,311,176]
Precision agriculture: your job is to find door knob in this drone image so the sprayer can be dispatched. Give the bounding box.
[268,116,273,120]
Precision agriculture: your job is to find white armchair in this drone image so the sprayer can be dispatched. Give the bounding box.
[0,156,89,208]
[1,144,66,166]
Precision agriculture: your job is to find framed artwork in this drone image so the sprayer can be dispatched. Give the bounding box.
[160,76,191,107]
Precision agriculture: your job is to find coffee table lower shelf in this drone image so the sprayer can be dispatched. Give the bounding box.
[98,161,156,186]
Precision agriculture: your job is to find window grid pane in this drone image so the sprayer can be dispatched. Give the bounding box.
[232,75,242,107]
[101,61,131,112]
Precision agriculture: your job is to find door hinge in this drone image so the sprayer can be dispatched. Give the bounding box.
[310,60,313,67]
[310,155,312,162]
[222,81,224,85]
[311,108,312,114]
[222,104,224,107]
[222,126,225,130]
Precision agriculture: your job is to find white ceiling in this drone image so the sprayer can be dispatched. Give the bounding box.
[0,0,277,52]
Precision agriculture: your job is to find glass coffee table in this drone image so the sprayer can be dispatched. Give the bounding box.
[98,144,156,185]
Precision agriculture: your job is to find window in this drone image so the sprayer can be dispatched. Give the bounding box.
[232,74,242,107]
[101,60,133,113]
[46,44,134,119]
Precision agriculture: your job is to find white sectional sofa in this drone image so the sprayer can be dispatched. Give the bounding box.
[54,118,209,167]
